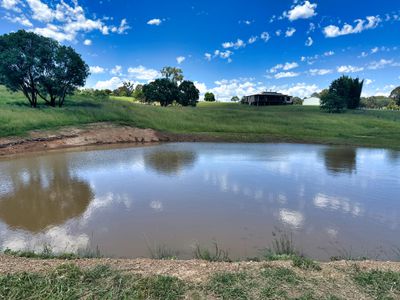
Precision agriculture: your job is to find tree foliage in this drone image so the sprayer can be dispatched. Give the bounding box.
[204,92,216,102]
[231,96,240,102]
[178,80,199,107]
[0,31,88,107]
[320,76,364,113]
[160,66,183,83]
[142,78,179,106]
[0,30,89,107]
[390,86,400,105]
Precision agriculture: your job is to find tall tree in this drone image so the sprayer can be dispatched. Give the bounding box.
[178,80,199,106]
[204,92,216,102]
[390,86,400,105]
[161,66,184,83]
[0,30,88,108]
[142,78,179,106]
[0,30,55,107]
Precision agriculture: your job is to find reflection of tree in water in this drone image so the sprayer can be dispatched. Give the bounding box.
[322,147,357,175]
[144,150,197,175]
[387,150,400,163]
[0,156,93,233]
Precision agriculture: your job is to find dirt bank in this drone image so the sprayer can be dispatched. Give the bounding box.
[0,255,399,283]
[0,123,175,157]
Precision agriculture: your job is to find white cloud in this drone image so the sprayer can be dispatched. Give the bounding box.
[323,16,381,38]
[208,78,266,102]
[26,0,53,22]
[275,72,300,79]
[367,59,393,70]
[285,27,296,37]
[127,65,159,81]
[204,53,212,61]
[285,1,317,21]
[4,14,32,27]
[309,69,332,76]
[147,18,162,26]
[365,79,374,85]
[324,51,335,56]
[214,49,233,62]
[269,62,298,73]
[176,56,186,64]
[1,0,21,12]
[279,209,304,228]
[305,36,313,46]
[248,36,258,44]
[94,77,122,90]
[275,30,282,36]
[83,39,92,46]
[273,82,320,98]
[260,32,270,42]
[337,65,364,73]
[222,39,246,49]
[111,65,123,75]
[89,66,105,74]
[194,81,207,94]
[4,0,130,43]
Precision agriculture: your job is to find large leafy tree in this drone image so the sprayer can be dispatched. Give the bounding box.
[0,30,89,108]
[0,30,54,107]
[178,80,199,106]
[390,86,400,105]
[142,78,179,106]
[161,66,184,83]
[204,92,216,102]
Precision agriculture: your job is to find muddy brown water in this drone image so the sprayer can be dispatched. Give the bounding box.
[0,143,399,261]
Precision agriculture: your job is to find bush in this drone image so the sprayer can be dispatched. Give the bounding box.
[360,96,391,109]
[204,92,216,102]
[320,91,346,113]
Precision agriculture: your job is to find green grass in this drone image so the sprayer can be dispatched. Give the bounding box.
[353,269,400,299]
[1,86,400,149]
[0,264,186,300]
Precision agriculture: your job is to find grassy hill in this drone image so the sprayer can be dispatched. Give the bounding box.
[1,86,400,149]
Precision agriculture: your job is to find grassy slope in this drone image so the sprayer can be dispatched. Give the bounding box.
[1,262,400,299]
[1,86,400,149]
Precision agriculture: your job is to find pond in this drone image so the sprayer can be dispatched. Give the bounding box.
[0,143,399,261]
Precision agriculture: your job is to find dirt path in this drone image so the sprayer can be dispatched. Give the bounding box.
[0,123,176,157]
[1,255,400,283]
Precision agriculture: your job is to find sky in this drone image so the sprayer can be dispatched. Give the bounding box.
[0,0,399,100]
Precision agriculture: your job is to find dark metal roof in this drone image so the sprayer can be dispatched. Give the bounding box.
[245,91,290,97]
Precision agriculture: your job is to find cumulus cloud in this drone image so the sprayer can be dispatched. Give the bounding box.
[285,27,296,37]
[94,77,122,90]
[110,65,123,75]
[89,66,105,74]
[248,36,258,44]
[323,16,381,38]
[222,39,246,49]
[127,65,159,81]
[176,56,186,64]
[83,39,92,46]
[260,31,270,42]
[273,82,320,98]
[285,1,317,21]
[274,72,300,79]
[337,65,364,73]
[305,36,313,46]
[204,53,212,61]
[269,62,299,73]
[367,59,394,70]
[208,78,266,102]
[2,0,130,42]
[309,69,332,76]
[147,18,162,26]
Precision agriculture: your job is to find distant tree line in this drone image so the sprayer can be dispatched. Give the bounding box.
[0,30,89,108]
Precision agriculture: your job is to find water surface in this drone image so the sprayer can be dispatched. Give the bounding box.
[0,143,399,260]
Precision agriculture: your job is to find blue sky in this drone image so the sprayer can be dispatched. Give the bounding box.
[1,0,399,100]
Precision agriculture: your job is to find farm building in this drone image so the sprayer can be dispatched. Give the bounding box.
[242,92,293,106]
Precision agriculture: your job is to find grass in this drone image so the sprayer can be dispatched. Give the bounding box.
[0,264,186,300]
[1,86,400,149]
[352,269,400,299]
[193,241,231,262]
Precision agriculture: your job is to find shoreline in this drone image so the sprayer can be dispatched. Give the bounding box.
[0,122,397,158]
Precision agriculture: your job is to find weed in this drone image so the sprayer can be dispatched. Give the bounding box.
[353,269,400,299]
[194,241,231,262]
[292,256,322,271]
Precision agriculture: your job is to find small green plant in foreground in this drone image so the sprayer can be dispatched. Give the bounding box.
[193,241,231,262]
[292,255,322,271]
